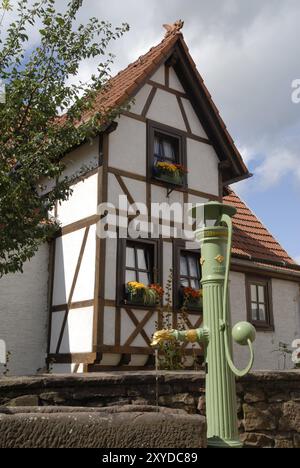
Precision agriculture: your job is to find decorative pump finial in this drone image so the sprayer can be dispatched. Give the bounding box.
[163,20,184,37]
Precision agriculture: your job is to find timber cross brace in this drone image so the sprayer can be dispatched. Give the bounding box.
[152,201,256,448]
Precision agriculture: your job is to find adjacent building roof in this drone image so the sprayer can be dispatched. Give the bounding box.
[224,190,299,272]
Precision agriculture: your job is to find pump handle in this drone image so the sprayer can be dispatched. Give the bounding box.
[220,213,255,378]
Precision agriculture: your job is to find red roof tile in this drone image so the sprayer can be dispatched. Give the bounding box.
[223,190,298,271]
[81,28,179,122]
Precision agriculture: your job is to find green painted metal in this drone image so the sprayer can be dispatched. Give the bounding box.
[152,201,256,448]
[232,322,256,347]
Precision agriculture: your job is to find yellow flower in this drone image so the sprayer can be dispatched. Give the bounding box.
[128,281,146,289]
[156,162,178,173]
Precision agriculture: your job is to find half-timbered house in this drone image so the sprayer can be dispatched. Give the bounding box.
[1,22,299,375]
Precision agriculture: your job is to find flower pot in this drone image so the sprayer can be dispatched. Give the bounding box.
[126,288,158,307]
[125,288,145,306]
[153,170,183,186]
[179,288,203,311]
[185,297,203,311]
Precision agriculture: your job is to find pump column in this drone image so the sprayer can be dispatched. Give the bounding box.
[198,226,241,448]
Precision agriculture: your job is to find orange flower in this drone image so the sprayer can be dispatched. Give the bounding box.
[183,287,202,299]
[149,283,164,297]
[174,163,188,175]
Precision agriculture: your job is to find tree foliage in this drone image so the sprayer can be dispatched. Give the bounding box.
[0,0,129,275]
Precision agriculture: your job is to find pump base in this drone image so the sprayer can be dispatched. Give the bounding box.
[208,437,243,449]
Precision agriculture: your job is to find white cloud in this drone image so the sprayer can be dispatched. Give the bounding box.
[4,0,300,194]
[255,148,300,189]
[295,256,300,265]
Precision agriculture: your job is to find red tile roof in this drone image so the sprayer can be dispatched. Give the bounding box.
[224,190,299,271]
[81,27,180,122]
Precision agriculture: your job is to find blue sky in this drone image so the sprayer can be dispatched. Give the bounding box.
[239,167,300,263]
[3,0,300,262]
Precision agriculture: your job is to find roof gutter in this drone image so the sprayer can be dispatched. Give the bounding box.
[231,256,300,283]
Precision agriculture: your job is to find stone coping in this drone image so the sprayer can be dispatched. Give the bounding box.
[0,405,188,415]
[0,370,299,390]
[0,405,207,448]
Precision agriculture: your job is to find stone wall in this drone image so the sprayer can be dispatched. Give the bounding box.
[0,371,299,448]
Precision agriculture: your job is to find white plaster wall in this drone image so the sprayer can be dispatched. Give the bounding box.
[61,307,93,354]
[230,271,300,370]
[52,229,84,306]
[131,84,153,115]
[169,67,185,92]
[57,173,98,227]
[181,98,208,139]
[109,116,147,176]
[0,244,49,375]
[150,65,165,85]
[141,311,157,348]
[151,186,184,239]
[120,308,156,349]
[72,225,96,303]
[49,311,64,354]
[50,307,93,354]
[120,308,155,367]
[147,89,186,131]
[124,177,147,206]
[52,225,96,306]
[187,139,219,195]
[103,307,116,346]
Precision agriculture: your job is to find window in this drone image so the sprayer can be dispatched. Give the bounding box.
[246,276,274,330]
[147,121,187,187]
[117,238,161,307]
[179,251,201,289]
[173,242,202,311]
[125,242,154,286]
[154,132,179,164]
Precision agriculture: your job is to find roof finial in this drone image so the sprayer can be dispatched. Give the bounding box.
[163,20,184,37]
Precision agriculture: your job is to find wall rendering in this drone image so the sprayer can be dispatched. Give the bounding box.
[0,244,49,375]
[230,271,300,370]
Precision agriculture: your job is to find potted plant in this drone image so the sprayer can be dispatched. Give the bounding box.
[180,286,203,311]
[153,161,187,186]
[125,282,164,306]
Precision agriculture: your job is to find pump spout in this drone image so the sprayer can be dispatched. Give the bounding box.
[151,327,209,347]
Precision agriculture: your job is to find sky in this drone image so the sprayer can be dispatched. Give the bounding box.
[3,0,300,263]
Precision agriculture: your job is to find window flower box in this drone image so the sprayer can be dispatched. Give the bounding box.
[125,282,164,307]
[152,162,187,186]
[180,287,203,311]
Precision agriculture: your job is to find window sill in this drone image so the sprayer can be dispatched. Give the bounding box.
[251,322,274,332]
[121,300,159,310]
[152,174,185,187]
[184,307,203,313]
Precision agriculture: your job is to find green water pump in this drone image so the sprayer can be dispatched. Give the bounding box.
[152,202,256,448]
